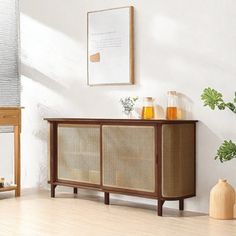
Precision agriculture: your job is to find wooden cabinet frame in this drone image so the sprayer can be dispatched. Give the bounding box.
[45,118,197,216]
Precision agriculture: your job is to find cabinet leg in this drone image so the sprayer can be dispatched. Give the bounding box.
[51,185,56,198]
[73,188,78,194]
[157,200,165,216]
[179,199,184,211]
[104,192,110,205]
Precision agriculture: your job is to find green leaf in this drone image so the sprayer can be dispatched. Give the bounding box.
[217,103,225,110]
[225,102,236,113]
[234,92,236,103]
[215,140,236,162]
[201,88,223,110]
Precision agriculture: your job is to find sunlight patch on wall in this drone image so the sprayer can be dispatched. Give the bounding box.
[20,14,85,89]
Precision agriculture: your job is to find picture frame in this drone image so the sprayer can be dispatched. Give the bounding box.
[87,6,134,86]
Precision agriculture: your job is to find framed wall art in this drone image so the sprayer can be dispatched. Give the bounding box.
[87,6,134,86]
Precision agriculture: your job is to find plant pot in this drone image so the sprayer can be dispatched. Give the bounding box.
[209,179,235,220]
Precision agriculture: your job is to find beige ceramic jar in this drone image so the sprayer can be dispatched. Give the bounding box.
[209,179,235,220]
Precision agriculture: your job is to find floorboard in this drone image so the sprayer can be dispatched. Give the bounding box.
[0,189,235,236]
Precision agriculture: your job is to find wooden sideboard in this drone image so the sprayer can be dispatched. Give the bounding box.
[45,118,197,216]
[0,107,22,197]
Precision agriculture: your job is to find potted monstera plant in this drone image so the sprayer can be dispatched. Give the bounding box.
[201,88,236,162]
[201,88,236,220]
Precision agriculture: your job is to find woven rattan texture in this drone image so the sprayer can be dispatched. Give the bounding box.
[162,124,195,197]
[58,125,100,184]
[102,125,155,192]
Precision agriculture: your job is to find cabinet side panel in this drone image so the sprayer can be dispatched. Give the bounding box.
[58,124,100,184]
[162,124,195,198]
[102,125,155,193]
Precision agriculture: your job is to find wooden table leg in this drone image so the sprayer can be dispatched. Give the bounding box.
[104,192,110,205]
[14,126,20,197]
[179,199,184,211]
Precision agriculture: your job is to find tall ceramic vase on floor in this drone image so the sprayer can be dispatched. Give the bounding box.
[209,179,235,220]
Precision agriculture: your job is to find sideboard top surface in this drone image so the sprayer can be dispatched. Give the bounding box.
[0,107,24,110]
[44,118,198,124]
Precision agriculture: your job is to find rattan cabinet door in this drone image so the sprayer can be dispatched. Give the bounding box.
[102,125,156,192]
[58,124,100,184]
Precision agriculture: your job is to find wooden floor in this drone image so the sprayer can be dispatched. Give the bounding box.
[0,189,235,236]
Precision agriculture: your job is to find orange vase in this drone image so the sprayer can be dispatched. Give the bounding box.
[209,179,235,220]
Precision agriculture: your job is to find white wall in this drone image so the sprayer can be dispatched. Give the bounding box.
[19,0,236,213]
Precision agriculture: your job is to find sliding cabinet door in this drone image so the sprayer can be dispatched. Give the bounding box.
[57,124,100,184]
[102,125,156,193]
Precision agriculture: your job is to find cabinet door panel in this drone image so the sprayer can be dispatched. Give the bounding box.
[58,124,100,184]
[162,124,195,197]
[102,125,155,192]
